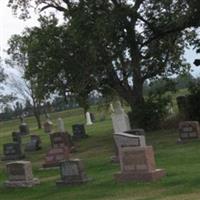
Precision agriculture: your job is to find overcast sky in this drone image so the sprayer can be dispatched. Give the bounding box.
[0,1,39,58]
[0,1,200,77]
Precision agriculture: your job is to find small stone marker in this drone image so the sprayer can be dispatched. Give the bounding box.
[56,159,89,186]
[86,112,93,125]
[5,161,40,188]
[19,116,29,136]
[12,132,21,144]
[43,147,70,168]
[57,117,65,132]
[2,143,25,161]
[25,135,42,152]
[50,132,73,149]
[179,121,200,140]
[43,115,53,133]
[114,146,165,182]
[72,124,88,140]
[111,101,131,133]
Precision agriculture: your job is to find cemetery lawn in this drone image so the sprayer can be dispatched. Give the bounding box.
[1,108,200,200]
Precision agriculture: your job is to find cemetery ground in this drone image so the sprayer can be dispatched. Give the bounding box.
[0,107,200,199]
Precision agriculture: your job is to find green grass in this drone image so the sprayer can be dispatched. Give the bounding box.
[0,106,200,200]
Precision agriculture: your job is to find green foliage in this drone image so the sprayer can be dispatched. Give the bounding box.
[7,0,200,127]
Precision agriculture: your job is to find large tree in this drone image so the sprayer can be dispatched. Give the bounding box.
[8,0,200,126]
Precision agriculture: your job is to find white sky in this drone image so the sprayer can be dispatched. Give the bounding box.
[0,1,200,77]
[0,1,39,58]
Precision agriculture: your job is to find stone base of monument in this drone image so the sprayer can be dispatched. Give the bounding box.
[42,147,70,168]
[114,169,165,182]
[56,159,89,186]
[114,146,166,182]
[5,178,40,188]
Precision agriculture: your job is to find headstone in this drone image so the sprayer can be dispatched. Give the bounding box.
[72,124,88,140]
[179,121,200,140]
[43,147,70,168]
[2,143,25,161]
[56,159,89,186]
[12,132,21,144]
[111,101,131,133]
[114,132,146,149]
[50,132,73,150]
[25,135,42,152]
[4,161,40,187]
[43,117,53,133]
[111,132,146,163]
[43,132,73,168]
[19,116,29,136]
[86,112,93,125]
[57,117,65,132]
[114,146,165,182]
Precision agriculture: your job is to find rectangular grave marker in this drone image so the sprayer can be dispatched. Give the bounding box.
[5,161,40,187]
[179,121,200,140]
[56,159,89,185]
[2,143,25,161]
[114,146,165,182]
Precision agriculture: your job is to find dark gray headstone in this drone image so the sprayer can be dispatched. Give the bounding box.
[12,132,21,144]
[2,143,25,161]
[72,124,88,140]
[25,135,42,152]
[56,159,89,185]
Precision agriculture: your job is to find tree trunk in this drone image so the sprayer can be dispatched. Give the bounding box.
[34,110,42,129]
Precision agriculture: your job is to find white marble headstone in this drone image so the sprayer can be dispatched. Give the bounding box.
[57,118,65,132]
[111,101,131,133]
[86,112,93,125]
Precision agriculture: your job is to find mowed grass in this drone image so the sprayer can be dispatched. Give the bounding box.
[0,107,200,200]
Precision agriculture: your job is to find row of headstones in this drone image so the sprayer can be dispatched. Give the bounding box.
[4,131,89,187]
[2,118,90,188]
[4,102,199,187]
[111,101,200,182]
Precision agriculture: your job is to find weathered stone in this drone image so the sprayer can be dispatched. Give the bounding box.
[72,124,88,140]
[50,132,73,150]
[56,159,89,186]
[43,147,70,168]
[86,112,93,125]
[12,132,21,144]
[114,146,165,182]
[111,101,131,133]
[114,132,146,149]
[2,143,25,161]
[179,121,200,140]
[25,135,42,152]
[43,119,53,133]
[5,161,40,188]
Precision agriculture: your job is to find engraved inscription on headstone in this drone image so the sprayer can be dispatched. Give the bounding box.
[2,143,25,161]
[114,132,146,149]
[56,159,89,186]
[114,146,166,182]
[42,147,70,168]
[179,121,200,140]
[5,161,40,187]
